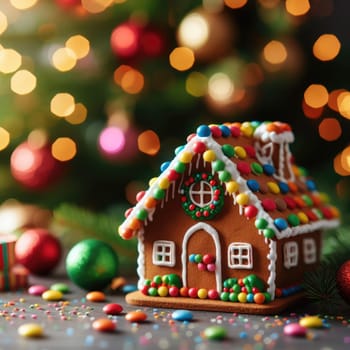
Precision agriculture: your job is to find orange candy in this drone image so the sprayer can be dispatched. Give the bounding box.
[144,197,157,209]
[86,291,106,302]
[92,318,116,332]
[125,310,147,323]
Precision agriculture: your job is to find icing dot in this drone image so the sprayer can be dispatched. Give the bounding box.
[192,141,206,153]
[196,125,211,137]
[251,162,263,175]
[287,213,300,226]
[247,179,260,192]
[203,150,216,162]
[261,198,276,211]
[219,125,231,137]
[255,218,268,229]
[278,181,289,194]
[274,218,288,231]
[179,151,193,163]
[234,146,247,159]
[263,164,275,175]
[267,182,280,194]
[237,161,251,175]
[160,161,170,172]
[222,144,235,158]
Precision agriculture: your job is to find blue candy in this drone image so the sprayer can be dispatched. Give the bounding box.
[172,309,194,322]
[196,125,211,137]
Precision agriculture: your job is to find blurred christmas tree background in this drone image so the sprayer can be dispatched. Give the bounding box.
[0,0,350,241]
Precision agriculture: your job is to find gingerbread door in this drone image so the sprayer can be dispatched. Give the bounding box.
[181,223,222,292]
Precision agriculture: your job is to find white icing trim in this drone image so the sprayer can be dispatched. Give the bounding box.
[181,222,222,292]
[227,242,253,269]
[266,239,277,299]
[283,241,298,269]
[152,240,176,267]
[303,238,317,264]
[189,180,214,207]
[137,229,145,290]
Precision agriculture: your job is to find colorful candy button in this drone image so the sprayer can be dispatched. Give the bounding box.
[18,323,44,337]
[203,325,227,340]
[299,316,324,328]
[28,285,48,296]
[171,309,193,322]
[103,303,123,315]
[125,310,147,323]
[86,291,106,302]
[42,289,63,301]
[283,323,307,337]
[92,318,116,332]
[50,283,70,294]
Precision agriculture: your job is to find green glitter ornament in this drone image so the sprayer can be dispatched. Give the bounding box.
[65,239,119,291]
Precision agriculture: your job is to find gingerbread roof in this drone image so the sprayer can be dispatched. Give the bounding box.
[118,121,340,240]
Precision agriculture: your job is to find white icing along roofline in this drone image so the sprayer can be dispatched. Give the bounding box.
[119,132,339,240]
[253,122,295,143]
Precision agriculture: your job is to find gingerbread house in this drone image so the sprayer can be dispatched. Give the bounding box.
[118,121,340,314]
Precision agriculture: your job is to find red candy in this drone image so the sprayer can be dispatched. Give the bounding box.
[261,198,277,211]
[102,303,123,315]
[244,205,258,219]
[236,161,251,175]
[192,141,206,153]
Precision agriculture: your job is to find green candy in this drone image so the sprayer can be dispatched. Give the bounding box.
[136,208,148,221]
[50,283,70,294]
[212,159,225,172]
[287,213,300,227]
[251,162,263,175]
[203,326,227,340]
[221,144,235,158]
[218,170,231,182]
[255,218,268,229]
[153,188,165,200]
[263,228,275,239]
[174,162,186,173]
[166,274,182,288]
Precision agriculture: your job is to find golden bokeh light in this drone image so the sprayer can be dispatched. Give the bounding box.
[120,68,144,94]
[81,0,114,13]
[318,118,342,141]
[224,0,248,9]
[50,93,76,117]
[304,84,328,108]
[186,71,208,97]
[52,137,77,161]
[208,72,234,102]
[169,47,195,71]
[0,48,22,74]
[337,91,350,119]
[313,34,341,61]
[52,47,77,72]
[65,35,90,59]
[340,146,350,173]
[334,153,350,176]
[178,13,209,50]
[0,127,10,151]
[258,0,280,8]
[0,11,8,35]
[302,100,323,119]
[28,129,48,149]
[285,0,310,16]
[328,89,346,112]
[137,130,161,156]
[263,40,288,65]
[10,69,37,95]
[66,103,88,125]
[10,0,38,10]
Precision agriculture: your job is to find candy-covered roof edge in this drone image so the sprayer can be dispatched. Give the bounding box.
[118,121,340,240]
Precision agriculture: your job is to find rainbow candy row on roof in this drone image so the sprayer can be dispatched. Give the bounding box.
[118,121,339,240]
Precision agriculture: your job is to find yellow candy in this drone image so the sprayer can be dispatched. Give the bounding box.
[240,122,254,137]
[179,151,193,163]
[158,177,170,190]
[299,316,324,328]
[267,181,280,194]
[236,193,249,206]
[157,286,168,297]
[18,323,43,337]
[237,292,247,303]
[297,212,309,224]
[197,288,208,299]
[203,150,216,162]
[234,146,247,159]
[42,290,63,301]
[149,177,158,186]
[226,181,239,194]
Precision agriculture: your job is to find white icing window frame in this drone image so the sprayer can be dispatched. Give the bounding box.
[283,241,298,269]
[152,240,175,267]
[303,238,317,264]
[189,180,213,208]
[227,242,253,269]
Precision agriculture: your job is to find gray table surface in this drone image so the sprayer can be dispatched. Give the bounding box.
[0,271,349,350]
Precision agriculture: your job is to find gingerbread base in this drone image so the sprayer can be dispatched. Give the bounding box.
[125,291,305,315]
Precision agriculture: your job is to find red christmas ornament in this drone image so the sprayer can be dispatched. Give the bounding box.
[15,228,62,276]
[336,260,350,304]
[55,0,81,9]
[10,141,63,190]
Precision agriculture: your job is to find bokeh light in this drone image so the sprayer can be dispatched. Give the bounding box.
[50,93,76,117]
[65,103,88,125]
[328,89,346,112]
[65,35,90,59]
[10,70,37,95]
[81,0,114,14]
[302,100,323,119]
[340,146,350,173]
[10,0,38,10]
[114,65,144,94]
[285,0,310,16]
[337,91,350,119]
[313,34,341,61]
[0,49,22,74]
[178,12,209,50]
[263,40,288,65]
[0,11,8,35]
[318,118,342,141]
[304,84,328,108]
[169,47,195,71]
[334,153,350,176]
[98,126,126,156]
[52,47,77,72]
[137,130,160,156]
[52,137,77,161]
[0,127,10,151]
[110,23,139,58]
[224,0,248,9]
[28,129,48,149]
[208,73,234,102]
[186,72,208,97]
